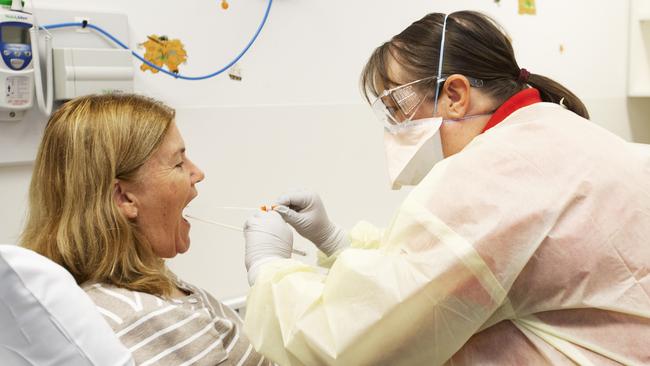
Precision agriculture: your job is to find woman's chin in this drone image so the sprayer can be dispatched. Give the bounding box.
[177,241,190,254]
[175,233,191,254]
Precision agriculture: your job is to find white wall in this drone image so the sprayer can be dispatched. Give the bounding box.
[1,0,648,300]
[0,163,32,244]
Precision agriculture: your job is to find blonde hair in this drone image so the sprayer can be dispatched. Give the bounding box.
[21,94,177,296]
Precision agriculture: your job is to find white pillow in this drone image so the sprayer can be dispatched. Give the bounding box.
[0,245,134,366]
[630,142,650,155]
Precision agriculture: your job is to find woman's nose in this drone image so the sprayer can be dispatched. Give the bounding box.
[189,159,205,184]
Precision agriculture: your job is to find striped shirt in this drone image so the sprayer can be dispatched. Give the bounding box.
[84,280,272,366]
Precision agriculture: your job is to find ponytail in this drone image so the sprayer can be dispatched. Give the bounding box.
[527,73,589,120]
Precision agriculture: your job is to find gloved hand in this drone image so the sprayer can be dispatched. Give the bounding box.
[274,189,348,257]
[244,211,293,286]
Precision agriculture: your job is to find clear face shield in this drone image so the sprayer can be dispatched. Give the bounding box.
[371,76,437,129]
[371,14,490,133]
[371,76,485,131]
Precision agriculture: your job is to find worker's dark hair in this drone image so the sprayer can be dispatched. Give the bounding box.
[361,11,589,119]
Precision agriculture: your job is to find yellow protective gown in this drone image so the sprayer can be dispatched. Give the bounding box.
[244,103,650,365]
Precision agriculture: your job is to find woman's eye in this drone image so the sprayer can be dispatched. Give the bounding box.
[175,161,184,168]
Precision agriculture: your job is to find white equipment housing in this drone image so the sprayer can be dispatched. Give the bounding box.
[53,48,133,100]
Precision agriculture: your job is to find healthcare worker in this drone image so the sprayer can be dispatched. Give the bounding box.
[243,11,650,365]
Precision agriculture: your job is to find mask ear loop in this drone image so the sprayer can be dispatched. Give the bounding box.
[433,14,450,116]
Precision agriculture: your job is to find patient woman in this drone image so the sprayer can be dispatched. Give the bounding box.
[20,94,270,366]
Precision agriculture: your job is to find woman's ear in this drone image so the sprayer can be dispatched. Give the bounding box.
[441,74,471,119]
[114,180,138,219]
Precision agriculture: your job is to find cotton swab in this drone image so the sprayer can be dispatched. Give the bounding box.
[185,214,243,232]
[212,206,259,211]
[184,214,307,257]
[260,205,277,212]
[210,205,278,212]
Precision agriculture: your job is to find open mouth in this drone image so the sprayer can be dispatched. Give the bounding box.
[182,205,190,224]
[182,204,191,224]
[182,193,198,224]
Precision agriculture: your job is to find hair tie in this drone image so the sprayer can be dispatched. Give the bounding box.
[518,68,531,83]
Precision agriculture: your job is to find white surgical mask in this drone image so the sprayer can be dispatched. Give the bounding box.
[383,112,493,190]
[383,117,443,190]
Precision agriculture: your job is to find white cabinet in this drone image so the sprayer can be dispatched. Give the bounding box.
[629,0,650,96]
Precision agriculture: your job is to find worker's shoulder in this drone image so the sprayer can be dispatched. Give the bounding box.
[484,104,580,140]
[475,104,627,164]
